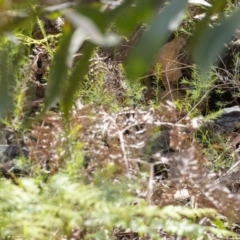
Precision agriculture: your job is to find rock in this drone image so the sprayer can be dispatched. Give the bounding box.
[210,106,240,133]
[0,144,29,177]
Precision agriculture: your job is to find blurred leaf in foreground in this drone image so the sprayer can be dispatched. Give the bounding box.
[192,6,240,75]
[45,21,73,109]
[62,43,94,118]
[0,40,21,119]
[126,0,188,82]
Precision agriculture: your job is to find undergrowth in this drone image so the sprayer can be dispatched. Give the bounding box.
[1,1,240,239]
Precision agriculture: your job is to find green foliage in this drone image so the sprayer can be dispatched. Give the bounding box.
[177,65,216,116]
[199,126,235,171]
[0,170,233,239]
[124,81,146,107]
[79,72,120,110]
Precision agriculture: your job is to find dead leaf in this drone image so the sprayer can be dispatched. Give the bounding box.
[154,37,186,90]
